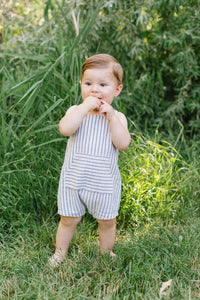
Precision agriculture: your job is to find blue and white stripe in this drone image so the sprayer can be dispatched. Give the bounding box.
[57,113,121,219]
[58,188,120,219]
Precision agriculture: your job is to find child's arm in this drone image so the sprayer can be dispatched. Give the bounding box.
[99,100,131,151]
[109,112,131,151]
[59,96,101,136]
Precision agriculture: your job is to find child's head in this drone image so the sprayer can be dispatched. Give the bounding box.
[81,54,123,86]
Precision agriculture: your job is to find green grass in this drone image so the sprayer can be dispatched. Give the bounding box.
[119,132,188,228]
[1,214,200,299]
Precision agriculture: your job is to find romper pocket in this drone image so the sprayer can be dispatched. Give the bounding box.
[64,153,113,193]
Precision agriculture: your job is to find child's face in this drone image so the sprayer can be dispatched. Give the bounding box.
[80,67,122,105]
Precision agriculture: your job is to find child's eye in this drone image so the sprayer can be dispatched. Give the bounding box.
[100,83,106,87]
[85,82,91,86]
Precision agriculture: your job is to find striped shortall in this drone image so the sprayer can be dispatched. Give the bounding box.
[57,113,121,220]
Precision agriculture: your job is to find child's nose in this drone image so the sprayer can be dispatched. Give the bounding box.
[91,83,99,93]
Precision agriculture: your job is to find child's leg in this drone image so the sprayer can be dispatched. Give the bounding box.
[97,218,116,256]
[55,216,82,255]
[49,216,82,266]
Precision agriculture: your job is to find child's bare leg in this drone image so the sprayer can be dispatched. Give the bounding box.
[97,218,116,256]
[49,216,81,266]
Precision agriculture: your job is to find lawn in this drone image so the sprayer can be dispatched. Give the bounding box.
[1,212,200,299]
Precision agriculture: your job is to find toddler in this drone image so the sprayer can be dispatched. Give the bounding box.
[49,54,131,266]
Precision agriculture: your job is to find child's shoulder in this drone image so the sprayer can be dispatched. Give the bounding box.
[115,111,128,127]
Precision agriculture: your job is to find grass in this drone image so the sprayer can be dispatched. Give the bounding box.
[1,213,200,299]
[119,132,188,228]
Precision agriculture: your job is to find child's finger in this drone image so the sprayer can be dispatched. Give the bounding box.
[99,106,106,115]
[100,99,106,105]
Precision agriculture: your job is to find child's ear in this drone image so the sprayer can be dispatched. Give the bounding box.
[114,84,123,97]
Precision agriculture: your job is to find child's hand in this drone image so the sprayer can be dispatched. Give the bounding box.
[99,100,115,120]
[83,96,101,112]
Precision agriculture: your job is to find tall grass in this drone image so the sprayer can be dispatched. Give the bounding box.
[119,132,187,228]
[1,0,104,152]
[0,2,105,233]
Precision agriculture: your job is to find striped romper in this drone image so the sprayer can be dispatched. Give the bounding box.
[57,112,121,220]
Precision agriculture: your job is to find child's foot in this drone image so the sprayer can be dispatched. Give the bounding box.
[100,249,117,257]
[48,252,65,267]
[110,250,116,257]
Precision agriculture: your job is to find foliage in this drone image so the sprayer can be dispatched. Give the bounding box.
[90,0,200,137]
[41,0,200,137]
[1,0,200,139]
[119,132,188,228]
[0,0,44,45]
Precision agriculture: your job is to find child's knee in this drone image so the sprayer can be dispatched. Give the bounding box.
[60,216,82,227]
[97,218,116,228]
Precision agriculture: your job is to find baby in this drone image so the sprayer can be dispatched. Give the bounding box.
[49,54,131,266]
